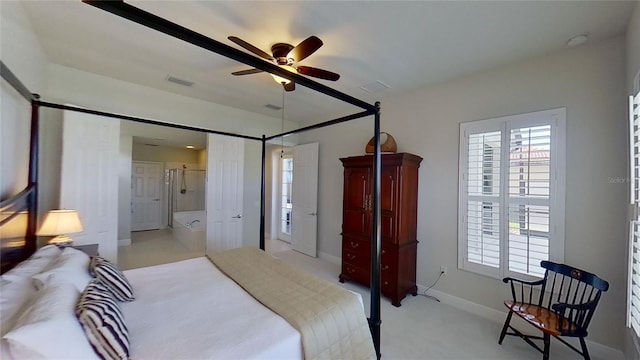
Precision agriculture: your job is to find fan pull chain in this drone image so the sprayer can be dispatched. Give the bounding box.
[281,87,285,158]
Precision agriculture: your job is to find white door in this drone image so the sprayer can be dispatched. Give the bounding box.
[60,110,119,262]
[291,142,319,257]
[206,134,244,255]
[131,161,162,231]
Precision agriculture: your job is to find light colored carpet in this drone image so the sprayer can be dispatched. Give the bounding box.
[118,235,612,359]
[270,246,611,360]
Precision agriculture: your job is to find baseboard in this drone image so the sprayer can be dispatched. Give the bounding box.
[318,251,341,265]
[418,285,625,360]
[118,238,131,246]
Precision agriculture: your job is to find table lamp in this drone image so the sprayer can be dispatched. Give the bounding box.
[36,209,84,246]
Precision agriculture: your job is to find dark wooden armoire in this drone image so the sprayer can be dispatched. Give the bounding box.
[338,152,422,307]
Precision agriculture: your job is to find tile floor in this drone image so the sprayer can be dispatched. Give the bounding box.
[118,228,204,270]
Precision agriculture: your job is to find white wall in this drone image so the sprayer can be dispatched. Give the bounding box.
[0,1,48,211]
[0,81,32,200]
[132,143,200,163]
[118,135,132,243]
[0,1,47,94]
[302,36,627,350]
[627,3,640,93]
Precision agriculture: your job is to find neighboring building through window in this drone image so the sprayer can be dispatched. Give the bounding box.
[459,108,566,279]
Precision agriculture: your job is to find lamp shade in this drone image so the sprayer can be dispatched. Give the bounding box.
[36,210,84,236]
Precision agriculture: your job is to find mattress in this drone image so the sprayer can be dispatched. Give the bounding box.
[121,257,302,360]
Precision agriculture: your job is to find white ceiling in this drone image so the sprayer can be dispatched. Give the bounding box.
[19,0,636,144]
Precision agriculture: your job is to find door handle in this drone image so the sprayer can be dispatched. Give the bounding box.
[232,214,242,219]
[308,212,317,216]
[153,199,160,201]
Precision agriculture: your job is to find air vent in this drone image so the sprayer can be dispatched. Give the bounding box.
[265,104,283,110]
[166,75,194,87]
[359,80,390,94]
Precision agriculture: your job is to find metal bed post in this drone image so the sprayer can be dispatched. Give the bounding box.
[26,94,40,255]
[260,135,267,251]
[370,101,382,359]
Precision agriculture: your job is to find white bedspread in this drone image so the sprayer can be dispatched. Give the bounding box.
[122,257,302,360]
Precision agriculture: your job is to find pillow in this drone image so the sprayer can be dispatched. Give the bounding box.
[0,245,61,281]
[32,247,91,292]
[76,280,130,360]
[0,278,36,336]
[89,256,134,302]
[1,245,62,336]
[1,278,98,359]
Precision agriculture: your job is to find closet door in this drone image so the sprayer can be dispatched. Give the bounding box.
[206,134,244,254]
[60,110,119,262]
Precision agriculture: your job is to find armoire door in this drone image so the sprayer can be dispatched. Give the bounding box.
[380,167,397,244]
[342,166,370,238]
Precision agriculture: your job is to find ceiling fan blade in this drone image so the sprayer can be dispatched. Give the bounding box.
[231,68,264,76]
[283,82,296,92]
[297,66,340,81]
[228,36,274,61]
[289,36,323,62]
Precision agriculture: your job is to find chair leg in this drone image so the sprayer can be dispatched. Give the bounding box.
[498,311,513,345]
[542,333,550,360]
[579,337,591,360]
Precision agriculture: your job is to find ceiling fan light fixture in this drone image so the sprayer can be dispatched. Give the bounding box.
[270,65,296,85]
[271,74,291,85]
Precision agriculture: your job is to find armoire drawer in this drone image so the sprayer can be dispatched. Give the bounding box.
[342,248,370,270]
[341,263,369,285]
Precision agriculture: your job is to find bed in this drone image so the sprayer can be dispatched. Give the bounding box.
[1,243,373,359]
[0,0,385,358]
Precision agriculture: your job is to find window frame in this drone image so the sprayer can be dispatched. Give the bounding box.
[628,73,640,341]
[278,150,293,242]
[458,108,566,280]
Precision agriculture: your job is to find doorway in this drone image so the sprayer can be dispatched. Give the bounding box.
[268,143,319,257]
[278,152,293,243]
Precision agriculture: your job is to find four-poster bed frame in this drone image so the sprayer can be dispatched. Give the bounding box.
[1,0,384,357]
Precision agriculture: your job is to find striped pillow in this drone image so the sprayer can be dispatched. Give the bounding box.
[90,256,134,302]
[76,280,130,360]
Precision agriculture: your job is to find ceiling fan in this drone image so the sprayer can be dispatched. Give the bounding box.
[228,35,340,91]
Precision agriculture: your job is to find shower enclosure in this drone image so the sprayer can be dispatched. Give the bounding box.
[167,169,206,227]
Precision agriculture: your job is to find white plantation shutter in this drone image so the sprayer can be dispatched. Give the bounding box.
[507,125,551,277]
[466,131,501,268]
[459,109,564,279]
[629,89,640,336]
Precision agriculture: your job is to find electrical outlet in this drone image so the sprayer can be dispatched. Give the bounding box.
[440,265,447,275]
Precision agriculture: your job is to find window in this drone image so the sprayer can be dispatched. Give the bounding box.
[279,155,293,240]
[628,85,640,338]
[459,108,565,279]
